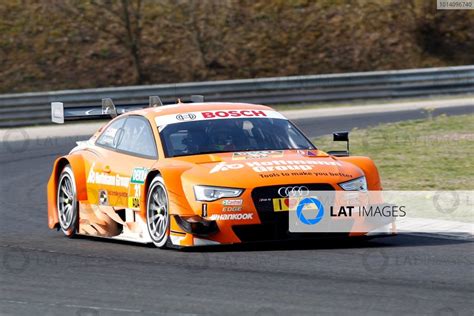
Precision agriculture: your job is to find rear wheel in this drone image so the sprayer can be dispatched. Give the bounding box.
[146,176,170,248]
[57,165,78,237]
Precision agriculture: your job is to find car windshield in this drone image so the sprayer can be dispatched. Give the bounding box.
[160,117,315,157]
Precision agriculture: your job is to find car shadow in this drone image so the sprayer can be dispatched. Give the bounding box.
[71,233,472,252]
[182,233,473,253]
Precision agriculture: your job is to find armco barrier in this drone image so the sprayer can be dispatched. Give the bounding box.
[0,65,473,127]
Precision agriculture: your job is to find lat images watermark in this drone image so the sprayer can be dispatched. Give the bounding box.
[1,246,125,274]
[361,248,473,274]
[437,0,474,9]
[289,191,474,235]
[0,128,91,154]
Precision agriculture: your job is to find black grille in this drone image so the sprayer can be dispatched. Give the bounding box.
[233,183,342,243]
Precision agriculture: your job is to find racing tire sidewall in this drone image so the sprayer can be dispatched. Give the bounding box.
[57,165,78,237]
[146,176,170,248]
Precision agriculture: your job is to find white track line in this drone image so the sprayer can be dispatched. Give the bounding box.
[283,97,474,119]
[397,218,474,240]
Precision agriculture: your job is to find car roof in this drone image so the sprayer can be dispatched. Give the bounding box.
[128,102,275,120]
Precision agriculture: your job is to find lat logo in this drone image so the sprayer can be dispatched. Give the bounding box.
[210,162,244,174]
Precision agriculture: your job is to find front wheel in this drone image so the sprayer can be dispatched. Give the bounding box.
[57,165,78,237]
[146,176,170,248]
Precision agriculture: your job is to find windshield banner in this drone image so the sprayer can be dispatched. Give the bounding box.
[155,109,287,127]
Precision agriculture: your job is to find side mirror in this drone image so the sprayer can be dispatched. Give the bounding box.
[333,131,349,142]
[327,131,350,157]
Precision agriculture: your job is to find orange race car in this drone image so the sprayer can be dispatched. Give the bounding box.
[47,96,390,248]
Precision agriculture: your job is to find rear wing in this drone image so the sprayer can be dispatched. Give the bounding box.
[51,95,204,124]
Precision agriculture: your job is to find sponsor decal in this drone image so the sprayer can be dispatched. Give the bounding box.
[108,191,128,197]
[87,163,130,188]
[223,206,242,212]
[210,162,245,174]
[155,109,286,127]
[108,190,128,205]
[131,167,148,184]
[99,128,118,146]
[99,190,108,205]
[209,213,253,221]
[128,180,142,210]
[272,197,305,212]
[232,150,284,160]
[222,199,243,206]
[278,186,309,197]
[202,110,267,119]
[247,160,342,172]
[102,127,118,138]
[176,113,196,121]
[209,160,343,174]
[128,197,140,209]
[297,150,320,157]
[273,198,289,212]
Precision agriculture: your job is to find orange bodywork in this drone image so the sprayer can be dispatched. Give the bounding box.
[47,102,390,247]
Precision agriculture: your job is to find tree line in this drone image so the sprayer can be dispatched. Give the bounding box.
[0,0,473,93]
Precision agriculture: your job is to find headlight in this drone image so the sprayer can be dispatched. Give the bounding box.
[193,185,243,202]
[339,176,367,191]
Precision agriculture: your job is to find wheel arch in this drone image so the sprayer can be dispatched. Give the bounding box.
[139,169,162,215]
[133,169,161,229]
[47,155,88,229]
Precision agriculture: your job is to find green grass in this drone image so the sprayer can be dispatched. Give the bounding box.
[313,114,474,190]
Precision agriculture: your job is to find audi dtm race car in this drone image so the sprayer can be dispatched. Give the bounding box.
[47,97,388,248]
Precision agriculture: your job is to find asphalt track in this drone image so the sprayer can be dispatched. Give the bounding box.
[1,105,473,315]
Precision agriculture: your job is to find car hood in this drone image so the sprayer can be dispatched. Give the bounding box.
[169,150,364,188]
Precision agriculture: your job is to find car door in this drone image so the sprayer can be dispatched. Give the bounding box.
[92,115,158,210]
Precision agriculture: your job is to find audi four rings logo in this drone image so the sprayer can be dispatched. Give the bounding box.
[176,113,196,121]
[277,186,309,197]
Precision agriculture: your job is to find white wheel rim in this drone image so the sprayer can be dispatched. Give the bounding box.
[147,183,169,245]
[57,171,76,230]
